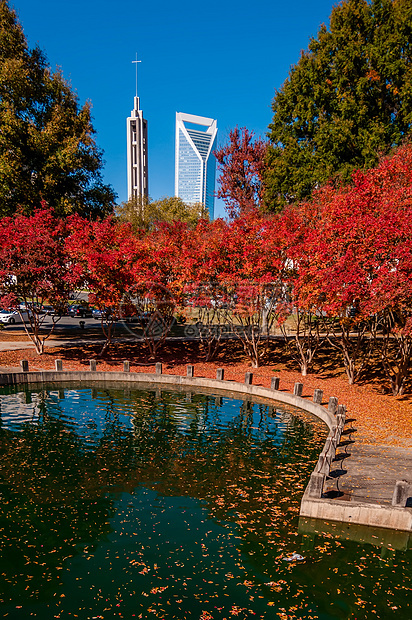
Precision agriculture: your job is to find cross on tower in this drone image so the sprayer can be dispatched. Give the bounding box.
[132,53,142,97]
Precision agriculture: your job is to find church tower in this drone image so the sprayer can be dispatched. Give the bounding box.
[127,87,148,200]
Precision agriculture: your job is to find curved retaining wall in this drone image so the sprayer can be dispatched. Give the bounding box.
[1,369,411,533]
[0,369,336,429]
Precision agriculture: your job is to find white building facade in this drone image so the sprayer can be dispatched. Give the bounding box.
[127,96,148,201]
[175,112,217,219]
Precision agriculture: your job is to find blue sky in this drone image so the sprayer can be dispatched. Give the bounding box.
[11,0,335,218]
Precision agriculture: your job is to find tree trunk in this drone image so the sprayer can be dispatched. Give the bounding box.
[98,317,115,356]
[378,313,412,396]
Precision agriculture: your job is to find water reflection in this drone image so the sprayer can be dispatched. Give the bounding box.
[0,385,411,619]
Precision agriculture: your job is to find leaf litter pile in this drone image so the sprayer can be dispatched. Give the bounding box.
[0,386,411,619]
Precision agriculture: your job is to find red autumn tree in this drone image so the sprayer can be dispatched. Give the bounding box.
[124,220,191,358]
[186,214,284,368]
[221,214,288,368]
[347,146,412,395]
[0,207,71,354]
[177,218,232,361]
[215,127,268,219]
[65,216,137,355]
[177,213,288,367]
[293,185,381,384]
[262,207,327,377]
[290,144,412,394]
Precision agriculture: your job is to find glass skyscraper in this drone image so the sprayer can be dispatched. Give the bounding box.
[175,112,217,219]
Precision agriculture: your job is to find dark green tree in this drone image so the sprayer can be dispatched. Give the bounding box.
[265,0,412,210]
[0,0,116,217]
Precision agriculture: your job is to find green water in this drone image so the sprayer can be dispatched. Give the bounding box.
[0,385,410,619]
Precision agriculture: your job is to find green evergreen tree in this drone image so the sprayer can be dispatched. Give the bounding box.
[0,0,115,217]
[265,0,412,210]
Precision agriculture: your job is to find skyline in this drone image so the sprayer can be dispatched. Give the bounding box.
[11,0,336,218]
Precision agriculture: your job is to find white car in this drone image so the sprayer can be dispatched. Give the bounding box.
[0,309,29,325]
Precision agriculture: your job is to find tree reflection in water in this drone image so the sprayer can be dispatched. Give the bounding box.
[0,385,410,619]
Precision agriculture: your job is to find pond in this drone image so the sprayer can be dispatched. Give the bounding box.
[0,384,411,619]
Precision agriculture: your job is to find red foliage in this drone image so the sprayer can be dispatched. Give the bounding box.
[65,216,138,354]
[171,213,287,367]
[289,145,412,393]
[215,127,268,218]
[3,143,412,394]
[66,215,138,307]
[0,207,71,353]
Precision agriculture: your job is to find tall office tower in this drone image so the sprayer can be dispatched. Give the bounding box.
[175,112,217,219]
[127,95,148,201]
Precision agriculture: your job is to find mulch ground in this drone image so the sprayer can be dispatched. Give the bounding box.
[1,335,411,448]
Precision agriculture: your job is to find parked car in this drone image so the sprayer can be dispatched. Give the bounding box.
[92,307,114,320]
[18,302,45,314]
[67,304,93,318]
[0,309,29,325]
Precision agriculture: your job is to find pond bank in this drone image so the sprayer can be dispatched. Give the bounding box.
[1,366,411,535]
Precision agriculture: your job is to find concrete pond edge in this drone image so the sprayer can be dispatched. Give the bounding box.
[1,363,411,535]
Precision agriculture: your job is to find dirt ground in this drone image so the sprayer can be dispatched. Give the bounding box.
[0,332,411,448]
